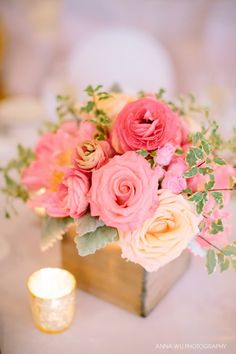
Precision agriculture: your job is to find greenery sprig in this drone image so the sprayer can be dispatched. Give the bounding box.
[0,144,35,217]
[80,85,113,140]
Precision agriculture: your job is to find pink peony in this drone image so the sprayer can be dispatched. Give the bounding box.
[89,151,160,232]
[111,98,182,153]
[22,120,95,214]
[22,121,95,192]
[73,140,112,174]
[155,143,175,166]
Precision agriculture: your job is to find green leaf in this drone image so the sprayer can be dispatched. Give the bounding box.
[182,187,193,195]
[184,166,198,178]
[198,167,214,175]
[175,148,184,155]
[231,258,236,270]
[136,149,149,158]
[206,249,217,274]
[210,219,224,234]
[223,245,236,256]
[75,213,104,237]
[186,147,203,167]
[149,150,157,157]
[218,255,230,272]
[201,139,211,155]
[41,216,73,251]
[204,179,215,191]
[213,157,226,165]
[75,225,118,256]
[211,191,224,207]
[155,88,166,99]
[189,191,208,214]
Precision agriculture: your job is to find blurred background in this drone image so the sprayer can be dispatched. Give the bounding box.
[0,0,236,155]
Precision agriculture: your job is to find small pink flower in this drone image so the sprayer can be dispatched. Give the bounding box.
[155,143,175,166]
[111,98,182,153]
[73,140,112,174]
[89,151,161,232]
[161,156,188,193]
[168,157,188,175]
[162,171,187,194]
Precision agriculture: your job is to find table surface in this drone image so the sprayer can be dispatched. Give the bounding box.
[0,200,236,354]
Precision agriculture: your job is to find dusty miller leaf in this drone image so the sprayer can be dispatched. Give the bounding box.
[75,225,118,256]
[41,216,73,251]
[74,213,104,236]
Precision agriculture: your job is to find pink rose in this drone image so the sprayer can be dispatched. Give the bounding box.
[111,98,182,153]
[162,171,187,194]
[89,151,160,232]
[155,143,175,166]
[73,140,112,174]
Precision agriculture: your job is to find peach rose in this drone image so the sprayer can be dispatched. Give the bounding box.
[111,98,182,153]
[119,190,201,271]
[89,151,160,232]
[73,140,112,174]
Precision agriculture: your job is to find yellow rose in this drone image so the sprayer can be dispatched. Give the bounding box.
[119,190,201,272]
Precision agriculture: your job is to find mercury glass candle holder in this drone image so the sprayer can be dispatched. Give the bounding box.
[27,268,76,333]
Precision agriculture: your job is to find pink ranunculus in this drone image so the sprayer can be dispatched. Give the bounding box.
[89,151,160,232]
[73,140,113,174]
[155,143,175,166]
[162,171,187,194]
[111,98,182,153]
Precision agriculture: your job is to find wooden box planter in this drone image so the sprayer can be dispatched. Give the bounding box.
[61,231,190,317]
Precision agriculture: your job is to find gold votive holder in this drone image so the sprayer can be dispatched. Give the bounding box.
[27,268,76,334]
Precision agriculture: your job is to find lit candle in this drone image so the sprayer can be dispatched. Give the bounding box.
[27,268,76,333]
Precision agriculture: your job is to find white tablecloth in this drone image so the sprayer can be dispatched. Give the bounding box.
[0,198,236,354]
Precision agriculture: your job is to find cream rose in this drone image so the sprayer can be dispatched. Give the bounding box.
[119,190,201,272]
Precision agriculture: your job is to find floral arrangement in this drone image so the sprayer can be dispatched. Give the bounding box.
[1,85,236,274]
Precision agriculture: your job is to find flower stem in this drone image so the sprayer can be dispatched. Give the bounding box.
[197,235,224,255]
